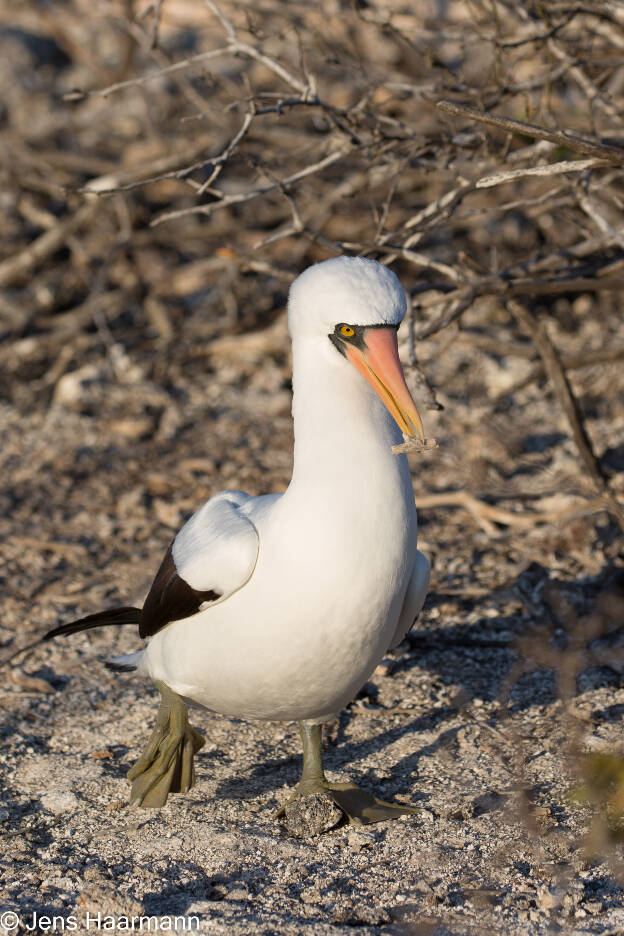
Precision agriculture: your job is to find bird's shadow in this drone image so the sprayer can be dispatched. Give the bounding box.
[213,704,459,803]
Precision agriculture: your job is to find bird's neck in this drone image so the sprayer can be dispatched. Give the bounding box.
[289,337,408,491]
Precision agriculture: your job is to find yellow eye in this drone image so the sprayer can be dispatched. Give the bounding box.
[339,325,355,338]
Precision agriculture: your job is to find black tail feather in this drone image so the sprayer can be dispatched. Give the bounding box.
[104,658,139,673]
[44,606,141,641]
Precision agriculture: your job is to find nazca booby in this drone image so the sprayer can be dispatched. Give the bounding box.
[47,257,430,824]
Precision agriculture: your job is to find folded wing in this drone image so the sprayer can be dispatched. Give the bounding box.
[140,491,259,638]
[389,549,430,649]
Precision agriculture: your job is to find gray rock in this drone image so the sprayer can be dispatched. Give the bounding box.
[280,793,343,837]
[40,790,79,816]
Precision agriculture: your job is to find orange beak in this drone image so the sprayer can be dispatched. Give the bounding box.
[345,327,425,441]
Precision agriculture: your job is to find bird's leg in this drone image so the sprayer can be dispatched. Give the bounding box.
[127,680,205,808]
[298,722,331,794]
[276,721,419,827]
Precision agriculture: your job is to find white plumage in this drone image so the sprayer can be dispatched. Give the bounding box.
[53,256,435,818]
[137,256,430,723]
[171,491,258,596]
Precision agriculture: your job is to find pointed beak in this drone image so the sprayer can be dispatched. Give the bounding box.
[344,326,425,441]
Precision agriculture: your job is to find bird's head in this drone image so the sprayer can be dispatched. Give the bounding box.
[288,257,424,442]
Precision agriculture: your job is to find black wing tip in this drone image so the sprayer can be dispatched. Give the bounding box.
[44,607,141,641]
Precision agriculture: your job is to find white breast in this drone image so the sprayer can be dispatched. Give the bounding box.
[143,434,417,721]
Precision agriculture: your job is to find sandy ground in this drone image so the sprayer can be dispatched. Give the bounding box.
[2,305,624,936]
[1,2,624,932]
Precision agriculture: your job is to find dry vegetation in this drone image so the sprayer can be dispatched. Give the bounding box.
[1,0,624,933]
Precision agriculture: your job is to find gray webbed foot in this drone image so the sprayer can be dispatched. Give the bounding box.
[276,722,418,830]
[276,779,418,827]
[127,680,205,808]
[326,781,418,824]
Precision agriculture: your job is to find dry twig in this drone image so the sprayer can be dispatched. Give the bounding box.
[508,300,624,532]
[437,100,624,164]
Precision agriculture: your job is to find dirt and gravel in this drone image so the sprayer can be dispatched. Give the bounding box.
[2,0,624,933]
[2,305,624,935]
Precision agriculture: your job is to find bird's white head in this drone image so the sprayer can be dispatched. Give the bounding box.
[288,257,424,441]
[288,256,406,335]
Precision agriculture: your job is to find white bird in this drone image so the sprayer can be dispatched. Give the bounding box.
[47,257,430,824]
